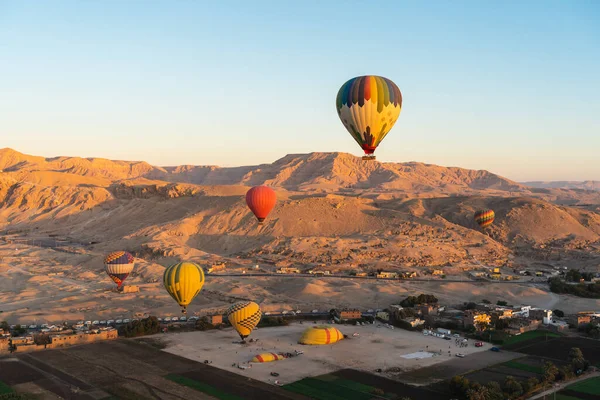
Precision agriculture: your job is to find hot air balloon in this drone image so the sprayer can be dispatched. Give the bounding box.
[299,326,344,345]
[245,186,276,225]
[474,210,495,229]
[336,75,402,160]
[251,353,285,363]
[163,261,205,314]
[104,251,135,290]
[227,301,262,342]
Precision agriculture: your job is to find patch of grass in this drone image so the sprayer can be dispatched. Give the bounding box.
[0,381,13,395]
[135,337,167,350]
[165,374,244,400]
[503,331,561,346]
[565,376,600,395]
[555,394,585,400]
[283,377,376,400]
[502,360,544,374]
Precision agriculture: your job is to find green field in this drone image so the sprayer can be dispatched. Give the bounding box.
[283,374,388,400]
[555,395,585,400]
[502,331,561,346]
[565,376,600,395]
[502,360,544,374]
[165,374,244,400]
[0,381,13,395]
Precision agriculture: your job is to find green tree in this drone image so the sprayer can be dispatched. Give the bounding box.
[525,377,539,393]
[466,386,490,400]
[11,325,26,337]
[482,299,491,304]
[496,300,508,306]
[503,376,523,397]
[0,321,9,332]
[33,333,52,349]
[543,361,558,383]
[568,347,584,361]
[485,381,504,400]
[553,309,564,318]
[557,365,574,381]
[449,375,471,397]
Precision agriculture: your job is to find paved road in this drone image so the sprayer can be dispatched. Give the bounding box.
[212,273,545,286]
[527,371,600,400]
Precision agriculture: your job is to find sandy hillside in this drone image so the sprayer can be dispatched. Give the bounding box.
[0,148,599,324]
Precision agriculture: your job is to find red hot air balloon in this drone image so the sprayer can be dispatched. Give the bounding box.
[246,186,276,225]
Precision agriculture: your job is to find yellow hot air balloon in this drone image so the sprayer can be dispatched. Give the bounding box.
[163,261,205,314]
[336,75,402,161]
[299,326,344,345]
[227,301,262,341]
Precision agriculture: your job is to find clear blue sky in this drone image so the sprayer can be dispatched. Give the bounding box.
[1,1,598,181]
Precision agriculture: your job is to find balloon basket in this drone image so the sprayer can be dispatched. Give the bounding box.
[362,155,376,161]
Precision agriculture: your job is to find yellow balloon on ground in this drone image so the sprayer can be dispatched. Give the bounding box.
[299,326,344,345]
[227,301,262,340]
[251,353,285,363]
[163,261,205,314]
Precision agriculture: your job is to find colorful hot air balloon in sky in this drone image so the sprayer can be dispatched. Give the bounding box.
[104,251,135,290]
[163,261,205,314]
[227,301,262,341]
[474,209,495,229]
[336,75,402,160]
[246,186,276,225]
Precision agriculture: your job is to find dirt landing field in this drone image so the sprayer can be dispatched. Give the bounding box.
[162,322,493,385]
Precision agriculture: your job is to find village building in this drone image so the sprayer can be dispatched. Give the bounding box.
[529,309,552,324]
[505,318,542,335]
[336,309,362,320]
[418,304,440,316]
[403,318,425,327]
[569,314,592,328]
[376,271,398,279]
[276,267,300,274]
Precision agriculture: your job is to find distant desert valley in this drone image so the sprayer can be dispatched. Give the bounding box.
[1,148,599,324]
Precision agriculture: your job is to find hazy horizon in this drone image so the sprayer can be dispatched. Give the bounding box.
[1,1,599,181]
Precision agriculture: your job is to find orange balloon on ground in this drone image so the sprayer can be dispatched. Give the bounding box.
[245,186,276,225]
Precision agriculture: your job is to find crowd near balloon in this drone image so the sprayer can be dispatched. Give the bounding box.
[104,75,495,339]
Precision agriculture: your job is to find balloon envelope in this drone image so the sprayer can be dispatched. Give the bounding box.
[163,262,205,313]
[336,75,402,159]
[227,301,262,340]
[474,210,495,228]
[299,326,344,345]
[245,186,276,224]
[104,251,135,289]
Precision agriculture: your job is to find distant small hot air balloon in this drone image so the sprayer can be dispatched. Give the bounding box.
[245,186,276,225]
[163,261,205,314]
[474,210,495,229]
[227,301,262,342]
[104,251,135,290]
[336,75,402,160]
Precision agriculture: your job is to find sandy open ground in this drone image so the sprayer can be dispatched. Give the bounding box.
[2,242,598,325]
[161,322,494,385]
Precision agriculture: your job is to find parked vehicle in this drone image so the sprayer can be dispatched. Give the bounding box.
[490,347,500,352]
[475,341,484,347]
[455,353,465,358]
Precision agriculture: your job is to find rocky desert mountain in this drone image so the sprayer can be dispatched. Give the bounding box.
[1,147,600,268]
[1,148,599,322]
